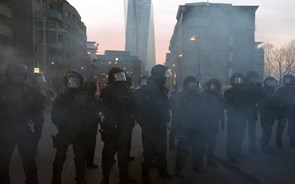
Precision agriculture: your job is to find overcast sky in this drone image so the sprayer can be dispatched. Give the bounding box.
[68,0,295,64]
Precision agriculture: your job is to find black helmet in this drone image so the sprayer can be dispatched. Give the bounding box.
[83,81,97,95]
[151,64,172,79]
[283,74,294,86]
[230,72,245,86]
[204,78,221,92]
[6,63,28,83]
[64,71,83,89]
[183,76,200,91]
[138,76,148,86]
[264,77,277,90]
[245,70,259,83]
[108,67,126,84]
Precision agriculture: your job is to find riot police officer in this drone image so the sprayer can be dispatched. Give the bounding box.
[202,79,225,167]
[169,84,179,150]
[125,75,136,161]
[275,74,295,148]
[138,64,173,183]
[83,81,100,169]
[99,67,137,184]
[51,71,90,184]
[174,76,205,178]
[258,77,277,152]
[244,71,260,153]
[0,63,43,184]
[224,72,247,163]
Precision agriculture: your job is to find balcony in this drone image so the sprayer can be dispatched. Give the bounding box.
[47,9,63,21]
[0,4,12,18]
[0,24,12,38]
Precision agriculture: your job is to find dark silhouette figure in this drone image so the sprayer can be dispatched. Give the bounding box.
[0,63,44,184]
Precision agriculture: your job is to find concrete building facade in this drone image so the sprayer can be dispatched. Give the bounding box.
[0,0,87,91]
[124,0,156,72]
[166,3,263,87]
[0,0,13,81]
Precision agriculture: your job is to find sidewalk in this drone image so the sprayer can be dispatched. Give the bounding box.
[215,121,295,184]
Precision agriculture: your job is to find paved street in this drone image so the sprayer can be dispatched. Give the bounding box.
[8,110,295,184]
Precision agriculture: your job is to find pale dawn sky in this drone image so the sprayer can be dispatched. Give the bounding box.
[67,0,295,64]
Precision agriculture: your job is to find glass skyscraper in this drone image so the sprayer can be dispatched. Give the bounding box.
[124,0,156,72]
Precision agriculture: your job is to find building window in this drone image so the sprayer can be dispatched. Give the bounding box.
[64,24,70,31]
[43,0,47,7]
[72,14,76,22]
[35,11,40,19]
[228,52,233,62]
[65,11,70,17]
[228,36,234,47]
[35,45,40,52]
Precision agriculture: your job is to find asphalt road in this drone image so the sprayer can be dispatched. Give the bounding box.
[8,110,295,184]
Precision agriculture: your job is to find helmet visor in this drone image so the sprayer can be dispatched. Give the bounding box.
[113,72,127,82]
[67,77,80,88]
[265,79,277,87]
[284,76,292,85]
[234,77,244,84]
[165,69,173,78]
[209,83,218,91]
[187,82,200,90]
[249,77,259,83]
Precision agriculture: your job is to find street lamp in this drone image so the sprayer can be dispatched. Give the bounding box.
[189,35,201,81]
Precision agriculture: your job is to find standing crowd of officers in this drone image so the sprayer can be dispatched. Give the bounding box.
[1,63,295,184]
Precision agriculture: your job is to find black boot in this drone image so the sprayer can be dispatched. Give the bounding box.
[86,162,98,169]
[120,175,137,184]
[76,178,87,184]
[159,170,174,179]
[276,137,282,149]
[100,178,109,184]
[142,162,151,184]
[206,161,219,168]
[175,170,184,178]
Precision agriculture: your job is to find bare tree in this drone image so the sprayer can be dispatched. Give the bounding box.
[263,40,295,85]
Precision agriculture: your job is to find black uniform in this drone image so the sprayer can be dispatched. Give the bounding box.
[83,81,100,168]
[244,71,260,152]
[275,75,295,148]
[257,77,277,152]
[275,86,289,148]
[168,86,178,150]
[174,86,205,176]
[224,73,247,162]
[51,71,90,184]
[99,68,136,184]
[201,80,225,167]
[139,65,173,183]
[0,72,44,183]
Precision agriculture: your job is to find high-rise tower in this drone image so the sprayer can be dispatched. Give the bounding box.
[124,0,156,72]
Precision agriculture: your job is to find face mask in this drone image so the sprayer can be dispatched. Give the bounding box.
[234,77,244,85]
[67,77,80,88]
[113,72,127,82]
[187,82,199,91]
